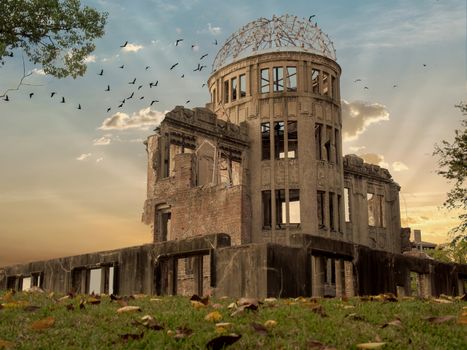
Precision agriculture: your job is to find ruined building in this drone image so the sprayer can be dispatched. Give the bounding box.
[1,15,466,298]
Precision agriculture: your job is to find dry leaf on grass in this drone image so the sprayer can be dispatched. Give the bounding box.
[424,315,456,324]
[309,304,327,318]
[190,294,209,305]
[132,294,147,299]
[215,322,233,333]
[137,315,164,330]
[307,339,337,350]
[356,342,386,349]
[0,339,14,349]
[237,297,259,307]
[263,297,277,304]
[205,311,222,322]
[264,320,277,329]
[174,326,193,339]
[86,297,101,305]
[191,300,206,309]
[31,316,55,330]
[206,333,241,349]
[117,306,141,313]
[251,322,268,335]
[381,318,402,328]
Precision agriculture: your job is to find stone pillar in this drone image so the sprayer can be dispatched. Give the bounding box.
[419,274,432,298]
[344,260,355,297]
[193,255,204,296]
[458,278,465,296]
[335,259,344,297]
[311,256,325,297]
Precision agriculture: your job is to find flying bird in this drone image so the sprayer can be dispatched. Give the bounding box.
[194,63,201,71]
[77,104,81,110]
[176,39,183,46]
[107,107,111,112]
[120,41,128,48]
[140,96,144,100]
[118,103,123,108]
[150,100,159,106]
[202,83,206,88]
[308,15,316,21]
[364,86,369,90]
[120,99,126,104]
[98,69,104,76]
[105,85,110,91]
[149,81,158,88]
[4,95,9,101]
[423,64,427,67]
[138,85,143,90]
[186,100,190,104]
[119,64,124,69]
[61,97,65,103]
[170,63,179,70]
[145,66,150,70]
[129,78,136,84]
[213,39,218,45]
[181,74,184,78]
[393,84,398,88]
[353,79,362,82]
[127,92,134,99]
[200,54,208,60]
[29,93,34,99]
[50,92,56,98]
[199,65,206,71]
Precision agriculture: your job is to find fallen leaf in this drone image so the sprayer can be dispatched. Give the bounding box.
[190,294,209,305]
[191,300,206,309]
[31,316,55,330]
[215,322,233,333]
[381,318,402,328]
[58,295,70,302]
[174,326,193,339]
[0,339,14,349]
[1,301,29,309]
[251,322,268,335]
[27,287,45,293]
[117,306,141,313]
[138,315,164,330]
[206,333,241,349]
[459,294,467,301]
[237,297,259,307]
[227,302,237,309]
[264,320,277,329]
[23,305,41,312]
[205,311,222,322]
[424,315,456,324]
[120,332,144,341]
[167,330,175,337]
[307,339,337,350]
[263,297,277,304]
[150,298,162,302]
[343,305,355,309]
[86,297,101,305]
[79,299,85,309]
[356,342,386,349]
[432,298,452,304]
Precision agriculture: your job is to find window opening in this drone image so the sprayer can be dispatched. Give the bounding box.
[88,268,101,294]
[239,74,246,98]
[324,126,332,162]
[311,69,320,94]
[275,189,286,228]
[317,190,325,229]
[162,134,170,178]
[231,77,237,101]
[224,80,229,103]
[261,68,270,93]
[108,266,114,295]
[367,193,375,226]
[337,194,342,232]
[169,143,183,176]
[286,66,297,92]
[21,277,31,291]
[261,122,271,160]
[315,123,322,160]
[367,193,385,227]
[344,188,351,222]
[287,121,298,159]
[156,205,172,241]
[323,72,330,96]
[274,121,285,159]
[273,67,284,92]
[289,189,300,226]
[262,190,272,228]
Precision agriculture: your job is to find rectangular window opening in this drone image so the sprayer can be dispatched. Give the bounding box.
[273,67,284,92]
[261,68,270,93]
[317,190,326,229]
[262,190,272,229]
[315,123,322,160]
[88,268,101,294]
[324,126,332,162]
[231,77,237,101]
[323,72,330,96]
[287,121,298,159]
[224,80,229,103]
[367,193,375,226]
[274,121,285,159]
[21,277,31,291]
[108,266,114,295]
[337,194,342,233]
[261,122,271,160]
[239,74,246,98]
[289,189,300,226]
[286,66,297,92]
[169,143,183,177]
[311,69,320,94]
[275,189,286,228]
[344,188,351,222]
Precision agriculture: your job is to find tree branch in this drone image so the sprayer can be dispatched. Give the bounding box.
[0,54,43,98]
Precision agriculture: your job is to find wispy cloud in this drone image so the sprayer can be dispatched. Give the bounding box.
[342,100,389,141]
[198,23,222,35]
[122,43,144,53]
[98,108,167,131]
[93,135,112,146]
[84,55,96,63]
[76,153,92,161]
[349,145,366,153]
[96,157,104,163]
[392,161,409,172]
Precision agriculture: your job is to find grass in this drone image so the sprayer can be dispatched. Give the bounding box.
[0,290,466,349]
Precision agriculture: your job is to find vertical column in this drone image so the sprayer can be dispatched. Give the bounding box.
[335,259,344,297]
[193,255,204,296]
[167,257,178,296]
[311,256,325,297]
[344,260,355,297]
[101,267,109,294]
[419,274,432,298]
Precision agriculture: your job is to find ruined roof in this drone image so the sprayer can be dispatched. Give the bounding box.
[343,154,395,183]
[212,14,336,72]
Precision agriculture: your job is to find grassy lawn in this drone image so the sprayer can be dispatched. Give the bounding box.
[0,290,466,349]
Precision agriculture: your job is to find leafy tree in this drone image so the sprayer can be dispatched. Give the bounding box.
[433,103,467,262]
[0,0,107,81]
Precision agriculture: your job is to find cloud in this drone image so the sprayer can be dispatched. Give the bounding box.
[31,68,45,75]
[392,161,409,172]
[208,23,221,35]
[84,55,96,63]
[341,100,390,141]
[93,135,112,146]
[122,43,144,53]
[349,145,366,153]
[96,157,104,163]
[98,108,167,130]
[76,153,92,161]
[359,153,389,168]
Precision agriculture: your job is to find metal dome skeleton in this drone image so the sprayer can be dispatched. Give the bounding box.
[212,14,336,72]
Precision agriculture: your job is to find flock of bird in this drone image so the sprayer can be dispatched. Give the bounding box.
[1,38,217,113]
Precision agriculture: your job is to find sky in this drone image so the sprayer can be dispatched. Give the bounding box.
[0,0,465,266]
